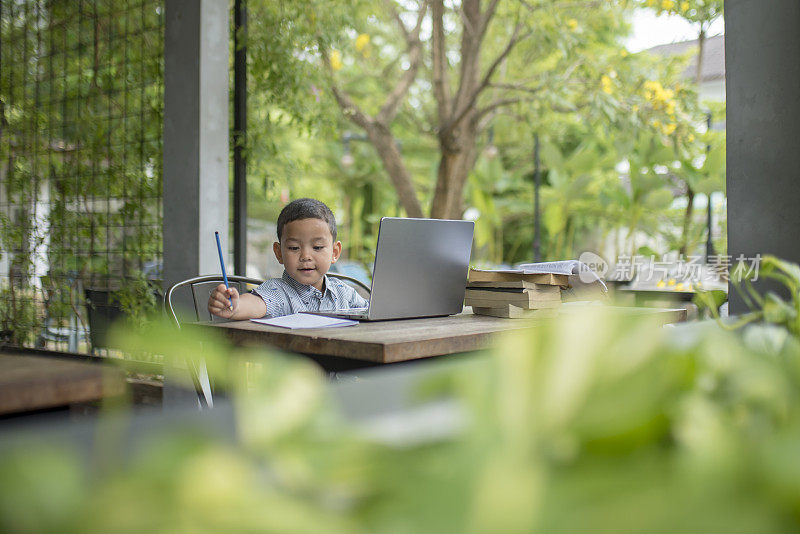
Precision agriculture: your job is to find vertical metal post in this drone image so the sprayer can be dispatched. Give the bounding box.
[706,192,714,260]
[533,134,541,262]
[704,112,714,261]
[233,0,248,275]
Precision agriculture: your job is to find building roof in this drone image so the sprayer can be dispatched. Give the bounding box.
[644,34,725,83]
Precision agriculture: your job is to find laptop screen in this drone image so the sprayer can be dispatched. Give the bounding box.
[366,217,474,320]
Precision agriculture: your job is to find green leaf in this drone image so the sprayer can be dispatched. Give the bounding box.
[702,140,724,170]
[540,139,564,170]
[643,188,674,210]
[762,293,797,325]
[565,142,599,175]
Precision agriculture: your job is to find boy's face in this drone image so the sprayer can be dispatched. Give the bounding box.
[273,218,341,291]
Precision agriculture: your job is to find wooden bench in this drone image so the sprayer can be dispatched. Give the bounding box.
[0,352,127,416]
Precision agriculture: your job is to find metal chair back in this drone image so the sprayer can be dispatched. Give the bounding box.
[164,273,370,328]
[328,272,371,300]
[164,274,264,328]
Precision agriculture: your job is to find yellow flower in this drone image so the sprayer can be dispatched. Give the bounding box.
[656,280,666,288]
[646,0,657,6]
[355,33,370,53]
[652,119,662,128]
[661,0,676,10]
[643,80,679,113]
[662,122,677,135]
[329,49,342,71]
[601,75,613,94]
[680,1,690,12]
[675,282,685,291]
[567,19,578,31]
[688,133,696,142]
[667,278,676,286]
[644,80,663,100]
[620,49,629,57]
[632,104,639,113]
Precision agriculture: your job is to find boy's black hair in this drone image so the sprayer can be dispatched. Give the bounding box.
[277,198,337,242]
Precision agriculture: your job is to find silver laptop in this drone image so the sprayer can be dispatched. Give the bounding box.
[309,217,474,321]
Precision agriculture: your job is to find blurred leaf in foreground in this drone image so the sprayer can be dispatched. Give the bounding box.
[3,310,800,532]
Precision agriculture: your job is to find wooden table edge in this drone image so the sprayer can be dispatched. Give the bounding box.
[0,353,127,415]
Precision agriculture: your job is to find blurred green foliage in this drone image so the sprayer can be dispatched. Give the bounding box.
[242,0,726,267]
[698,255,800,337]
[0,0,164,351]
[0,286,42,346]
[2,307,800,532]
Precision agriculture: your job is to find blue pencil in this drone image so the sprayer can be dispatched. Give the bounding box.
[215,231,233,310]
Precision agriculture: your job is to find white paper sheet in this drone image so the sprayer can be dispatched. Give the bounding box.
[250,313,358,329]
[516,260,607,291]
[472,260,608,291]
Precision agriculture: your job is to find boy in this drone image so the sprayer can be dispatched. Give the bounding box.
[208,198,368,320]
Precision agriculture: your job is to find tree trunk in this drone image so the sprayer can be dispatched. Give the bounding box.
[365,121,424,218]
[426,0,485,220]
[328,0,506,221]
[430,135,478,220]
[695,25,706,87]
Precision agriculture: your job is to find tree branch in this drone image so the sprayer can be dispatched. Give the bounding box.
[384,0,410,41]
[475,97,533,123]
[398,106,437,136]
[487,81,546,94]
[319,47,372,129]
[478,0,500,41]
[331,86,372,129]
[448,22,531,132]
[449,0,482,117]
[377,1,428,124]
[520,0,606,12]
[431,0,451,125]
[473,92,588,130]
[473,21,529,98]
[457,1,477,41]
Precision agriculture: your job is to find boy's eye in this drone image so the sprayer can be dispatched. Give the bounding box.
[313,246,325,251]
[287,246,299,251]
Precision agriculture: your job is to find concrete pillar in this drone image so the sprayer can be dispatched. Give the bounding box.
[163,0,229,293]
[725,0,800,312]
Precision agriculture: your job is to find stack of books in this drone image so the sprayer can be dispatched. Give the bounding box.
[465,268,568,318]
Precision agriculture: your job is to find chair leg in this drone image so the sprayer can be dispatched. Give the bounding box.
[189,359,214,409]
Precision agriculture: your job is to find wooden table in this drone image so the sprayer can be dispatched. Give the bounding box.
[0,353,127,416]
[194,306,687,370]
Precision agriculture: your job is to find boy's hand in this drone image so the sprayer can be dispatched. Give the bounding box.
[208,283,238,318]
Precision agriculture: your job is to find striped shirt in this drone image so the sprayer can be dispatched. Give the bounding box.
[251,270,368,318]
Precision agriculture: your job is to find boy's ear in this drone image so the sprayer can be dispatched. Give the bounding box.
[331,241,342,263]
[272,242,283,264]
